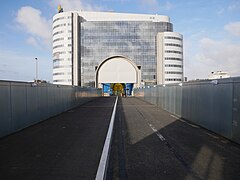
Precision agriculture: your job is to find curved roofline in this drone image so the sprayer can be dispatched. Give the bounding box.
[96,55,138,73]
[95,55,140,86]
[53,11,170,22]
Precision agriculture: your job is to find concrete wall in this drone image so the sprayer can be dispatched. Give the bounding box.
[0,81,101,138]
[134,77,240,144]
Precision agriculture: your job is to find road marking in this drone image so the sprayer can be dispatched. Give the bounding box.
[186,123,199,128]
[147,121,204,180]
[95,96,118,180]
[148,123,166,141]
[170,114,180,119]
[170,114,200,129]
[135,105,204,180]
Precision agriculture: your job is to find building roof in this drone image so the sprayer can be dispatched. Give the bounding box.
[53,10,170,23]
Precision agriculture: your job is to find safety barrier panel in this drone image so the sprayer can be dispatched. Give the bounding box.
[134,77,240,144]
[0,81,101,138]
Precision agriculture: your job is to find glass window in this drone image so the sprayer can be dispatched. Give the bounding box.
[80,21,174,87]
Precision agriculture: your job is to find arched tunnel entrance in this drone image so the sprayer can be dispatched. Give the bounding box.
[96,56,141,96]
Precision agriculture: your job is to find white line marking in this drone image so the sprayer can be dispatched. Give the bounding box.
[148,124,166,141]
[95,96,118,180]
[170,114,200,128]
[186,122,200,128]
[170,114,179,119]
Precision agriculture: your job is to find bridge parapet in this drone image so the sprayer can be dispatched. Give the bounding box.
[0,81,101,138]
[134,77,240,144]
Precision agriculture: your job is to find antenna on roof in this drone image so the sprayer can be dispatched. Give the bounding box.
[58,5,63,13]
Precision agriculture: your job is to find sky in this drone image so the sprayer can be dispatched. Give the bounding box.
[0,0,240,82]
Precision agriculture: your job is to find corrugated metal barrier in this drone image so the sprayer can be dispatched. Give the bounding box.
[0,81,101,138]
[134,77,240,144]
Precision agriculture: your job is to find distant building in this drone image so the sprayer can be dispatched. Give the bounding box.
[52,10,183,89]
[208,71,230,79]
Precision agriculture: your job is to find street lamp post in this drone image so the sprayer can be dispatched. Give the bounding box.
[35,57,38,82]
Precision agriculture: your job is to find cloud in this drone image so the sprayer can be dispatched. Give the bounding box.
[224,22,240,37]
[164,1,173,10]
[26,37,39,48]
[140,0,159,8]
[15,6,52,48]
[15,1,105,49]
[217,1,240,16]
[185,38,240,80]
[50,0,105,11]
[139,0,173,12]
[228,1,240,11]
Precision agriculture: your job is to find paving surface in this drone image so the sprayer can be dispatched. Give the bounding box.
[0,97,115,180]
[107,97,240,180]
[1,97,240,180]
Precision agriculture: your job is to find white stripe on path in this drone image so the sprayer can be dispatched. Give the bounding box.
[95,96,118,180]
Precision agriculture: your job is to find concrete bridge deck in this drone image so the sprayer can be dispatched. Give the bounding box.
[0,97,240,180]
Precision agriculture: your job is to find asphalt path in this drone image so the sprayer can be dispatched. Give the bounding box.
[0,97,116,180]
[107,97,240,180]
[1,96,240,180]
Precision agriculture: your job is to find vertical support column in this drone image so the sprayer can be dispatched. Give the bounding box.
[156,33,164,85]
[72,13,79,86]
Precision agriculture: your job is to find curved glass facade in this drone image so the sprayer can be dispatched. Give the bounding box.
[52,11,183,87]
[81,21,173,87]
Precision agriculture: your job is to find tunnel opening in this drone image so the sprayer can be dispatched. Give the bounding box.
[102,83,134,96]
[96,56,141,96]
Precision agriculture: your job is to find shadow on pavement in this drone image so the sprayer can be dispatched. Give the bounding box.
[107,97,240,180]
